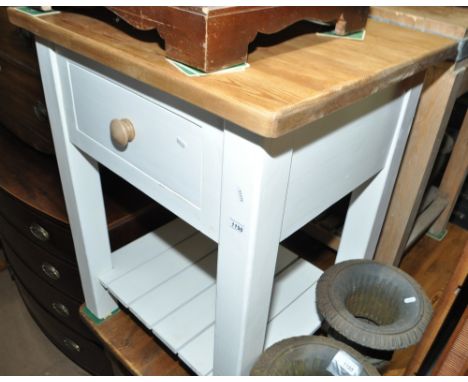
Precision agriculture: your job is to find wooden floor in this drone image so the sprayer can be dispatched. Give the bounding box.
[80,222,467,376]
[384,223,467,376]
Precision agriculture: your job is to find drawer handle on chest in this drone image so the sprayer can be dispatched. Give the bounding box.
[51,302,70,318]
[29,223,50,242]
[41,262,60,280]
[63,338,81,353]
[110,118,135,148]
[33,101,49,122]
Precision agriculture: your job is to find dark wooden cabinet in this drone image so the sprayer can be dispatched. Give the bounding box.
[0,7,54,154]
[0,7,175,374]
[0,122,175,376]
[16,280,114,376]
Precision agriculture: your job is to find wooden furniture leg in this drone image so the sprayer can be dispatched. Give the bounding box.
[214,125,292,375]
[36,40,117,318]
[374,63,466,266]
[429,109,468,237]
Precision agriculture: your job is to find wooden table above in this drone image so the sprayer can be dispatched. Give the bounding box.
[8,7,457,138]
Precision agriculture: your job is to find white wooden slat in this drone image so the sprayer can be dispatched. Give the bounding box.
[154,286,216,353]
[178,257,321,375]
[129,252,217,328]
[98,216,322,376]
[101,219,196,286]
[179,326,215,376]
[153,245,298,353]
[268,259,323,320]
[264,284,321,349]
[106,232,216,306]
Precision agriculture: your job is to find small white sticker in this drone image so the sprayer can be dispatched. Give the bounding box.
[229,218,244,233]
[326,350,362,376]
[404,296,417,303]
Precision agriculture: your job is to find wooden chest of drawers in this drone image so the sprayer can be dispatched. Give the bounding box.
[0,125,175,375]
[0,7,53,154]
[0,10,176,374]
[0,15,177,367]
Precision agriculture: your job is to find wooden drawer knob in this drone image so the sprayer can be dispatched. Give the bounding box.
[110,118,135,147]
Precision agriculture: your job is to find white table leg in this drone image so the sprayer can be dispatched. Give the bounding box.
[337,80,423,263]
[213,125,292,375]
[36,40,117,318]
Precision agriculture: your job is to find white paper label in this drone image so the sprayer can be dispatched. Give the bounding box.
[229,218,244,233]
[404,296,417,303]
[326,350,362,376]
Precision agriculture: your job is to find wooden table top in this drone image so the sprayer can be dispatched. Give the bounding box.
[371,6,468,40]
[8,7,457,138]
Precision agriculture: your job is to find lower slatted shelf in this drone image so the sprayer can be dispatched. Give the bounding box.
[99,218,323,375]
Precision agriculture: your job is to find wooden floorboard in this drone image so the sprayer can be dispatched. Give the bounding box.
[384,223,468,376]
[80,305,191,376]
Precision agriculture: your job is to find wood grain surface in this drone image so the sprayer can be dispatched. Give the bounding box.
[374,62,465,266]
[8,7,457,138]
[384,223,468,376]
[80,305,190,376]
[431,307,468,376]
[371,6,468,39]
[0,7,39,74]
[430,109,468,235]
[107,6,369,72]
[405,239,468,375]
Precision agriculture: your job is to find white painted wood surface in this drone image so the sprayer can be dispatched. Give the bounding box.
[36,42,425,376]
[59,51,224,241]
[337,83,423,262]
[281,83,409,239]
[36,40,117,318]
[101,219,322,376]
[214,125,293,375]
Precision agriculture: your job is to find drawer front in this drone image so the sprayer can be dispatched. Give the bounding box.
[0,190,76,263]
[60,53,224,241]
[3,240,94,341]
[68,60,203,207]
[0,56,54,154]
[0,214,83,301]
[16,280,113,376]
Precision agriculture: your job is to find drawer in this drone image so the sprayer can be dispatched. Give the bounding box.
[69,60,203,207]
[0,7,39,73]
[0,190,76,263]
[61,53,223,240]
[3,240,94,341]
[0,55,54,154]
[0,214,83,301]
[16,280,113,376]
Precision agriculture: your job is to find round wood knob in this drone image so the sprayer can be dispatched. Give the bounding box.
[110,118,135,147]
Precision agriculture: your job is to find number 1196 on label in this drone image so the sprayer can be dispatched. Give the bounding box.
[230,218,244,233]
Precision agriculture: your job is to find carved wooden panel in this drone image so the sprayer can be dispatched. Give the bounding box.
[107,6,369,72]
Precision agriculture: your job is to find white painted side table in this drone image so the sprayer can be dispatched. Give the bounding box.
[9,8,457,376]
